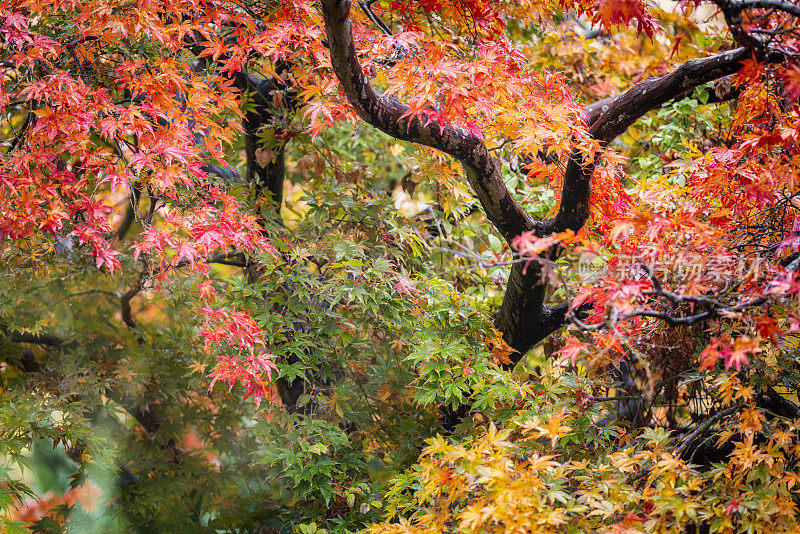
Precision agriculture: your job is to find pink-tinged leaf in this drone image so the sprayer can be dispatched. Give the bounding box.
[699,336,760,372]
[197,279,219,301]
[782,64,800,102]
[93,242,121,273]
[208,352,277,407]
[790,314,800,333]
[173,239,198,265]
[465,121,484,140]
[699,337,722,371]
[513,229,576,257]
[725,336,760,371]
[394,275,420,297]
[725,498,742,515]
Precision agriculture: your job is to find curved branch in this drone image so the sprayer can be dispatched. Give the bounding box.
[543,48,752,239]
[732,0,800,17]
[515,47,761,352]
[585,77,739,127]
[714,0,800,48]
[589,47,750,143]
[120,272,146,344]
[320,0,535,244]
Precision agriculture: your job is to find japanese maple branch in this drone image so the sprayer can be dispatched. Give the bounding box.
[320,0,536,245]
[495,49,756,358]
[120,270,147,344]
[8,331,69,348]
[320,0,566,380]
[319,1,778,367]
[230,68,297,216]
[544,46,769,257]
[359,0,392,35]
[728,0,800,17]
[566,263,770,330]
[712,0,800,48]
[673,404,739,460]
[588,47,751,144]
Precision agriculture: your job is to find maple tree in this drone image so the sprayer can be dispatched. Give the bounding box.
[2,0,800,531]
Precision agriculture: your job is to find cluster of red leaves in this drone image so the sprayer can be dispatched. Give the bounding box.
[699,335,762,371]
[207,350,278,408]
[0,2,288,402]
[558,60,800,373]
[589,0,660,38]
[132,189,271,267]
[294,4,593,160]
[381,0,660,38]
[9,481,101,526]
[385,0,506,36]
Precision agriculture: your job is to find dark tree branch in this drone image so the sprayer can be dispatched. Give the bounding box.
[498,47,765,359]
[540,149,595,236]
[318,0,782,378]
[9,331,67,347]
[115,185,141,241]
[544,48,753,240]
[359,0,392,35]
[320,0,559,381]
[584,76,739,128]
[229,67,297,221]
[188,43,285,200]
[730,0,800,17]
[202,163,242,182]
[757,385,800,419]
[120,272,147,344]
[494,262,550,361]
[713,0,800,48]
[589,47,750,143]
[320,0,536,244]
[567,52,755,244]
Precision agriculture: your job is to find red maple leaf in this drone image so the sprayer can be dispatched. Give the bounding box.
[556,336,589,366]
[592,0,660,38]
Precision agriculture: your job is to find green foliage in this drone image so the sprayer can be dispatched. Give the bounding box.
[4,1,800,532]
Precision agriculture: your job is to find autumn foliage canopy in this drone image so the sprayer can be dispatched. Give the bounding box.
[2,0,800,531]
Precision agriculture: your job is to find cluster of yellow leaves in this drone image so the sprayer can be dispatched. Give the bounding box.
[371,398,800,533]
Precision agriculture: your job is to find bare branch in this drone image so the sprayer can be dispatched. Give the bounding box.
[359,0,392,35]
[9,331,67,347]
[713,0,800,48]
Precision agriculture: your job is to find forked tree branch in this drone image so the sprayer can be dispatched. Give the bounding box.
[713,0,800,48]
[541,47,752,238]
[498,48,759,362]
[319,0,766,367]
[319,0,788,364]
[318,0,797,436]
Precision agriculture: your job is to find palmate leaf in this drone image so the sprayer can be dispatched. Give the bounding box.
[1,518,30,534]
